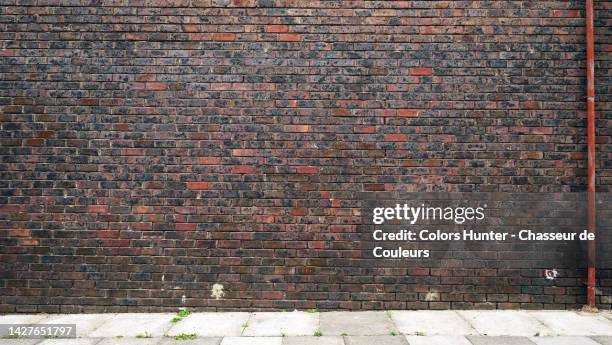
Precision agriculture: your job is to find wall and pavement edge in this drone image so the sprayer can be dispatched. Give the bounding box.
[0,1,610,313]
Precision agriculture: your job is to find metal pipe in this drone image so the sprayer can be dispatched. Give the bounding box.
[585,0,597,308]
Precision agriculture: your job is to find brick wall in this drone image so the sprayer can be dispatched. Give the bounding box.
[0,0,610,313]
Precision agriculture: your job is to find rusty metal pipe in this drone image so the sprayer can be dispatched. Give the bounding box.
[585,0,596,308]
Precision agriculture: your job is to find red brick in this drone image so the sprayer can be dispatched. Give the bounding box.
[183,24,199,33]
[121,148,144,156]
[398,109,419,117]
[0,205,21,213]
[296,166,320,174]
[333,108,351,116]
[0,49,16,56]
[87,205,108,213]
[199,157,222,165]
[279,33,302,41]
[355,126,377,134]
[80,98,99,106]
[186,182,209,190]
[96,230,119,238]
[145,82,168,90]
[25,139,43,146]
[114,123,131,131]
[291,207,307,216]
[284,125,310,132]
[532,127,552,135]
[175,223,197,231]
[232,166,256,174]
[552,9,580,17]
[410,67,433,76]
[212,33,236,41]
[133,206,154,213]
[131,222,152,231]
[266,25,289,33]
[19,239,39,246]
[384,134,408,142]
[232,149,257,156]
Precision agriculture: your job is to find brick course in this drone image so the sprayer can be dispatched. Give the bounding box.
[0,1,611,313]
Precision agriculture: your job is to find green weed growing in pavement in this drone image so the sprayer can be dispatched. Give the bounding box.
[534,332,540,337]
[136,331,152,338]
[0,335,21,339]
[241,322,249,328]
[174,333,197,340]
[390,331,397,336]
[307,308,319,313]
[171,308,192,323]
[340,332,348,336]
[415,331,426,336]
[177,309,192,318]
[313,331,322,337]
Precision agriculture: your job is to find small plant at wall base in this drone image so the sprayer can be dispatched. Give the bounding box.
[171,308,192,323]
[174,333,197,340]
[136,331,152,338]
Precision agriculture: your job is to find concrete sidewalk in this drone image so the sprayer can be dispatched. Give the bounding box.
[1,310,612,345]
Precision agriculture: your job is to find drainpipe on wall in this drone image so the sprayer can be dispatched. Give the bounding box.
[585,0,597,309]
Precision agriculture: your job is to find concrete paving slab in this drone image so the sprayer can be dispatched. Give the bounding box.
[88,313,174,338]
[0,314,49,335]
[389,311,475,336]
[38,339,100,345]
[282,336,344,345]
[158,337,220,345]
[0,314,48,323]
[166,312,249,337]
[0,340,42,345]
[405,335,473,345]
[243,312,318,337]
[529,336,601,345]
[592,336,612,345]
[345,335,407,345]
[157,337,221,345]
[158,337,221,345]
[458,310,551,336]
[530,311,612,336]
[96,338,160,345]
[40,314,110,337]
[320,311,396,336]
[467,336,536,345]
[220,337,282,345]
